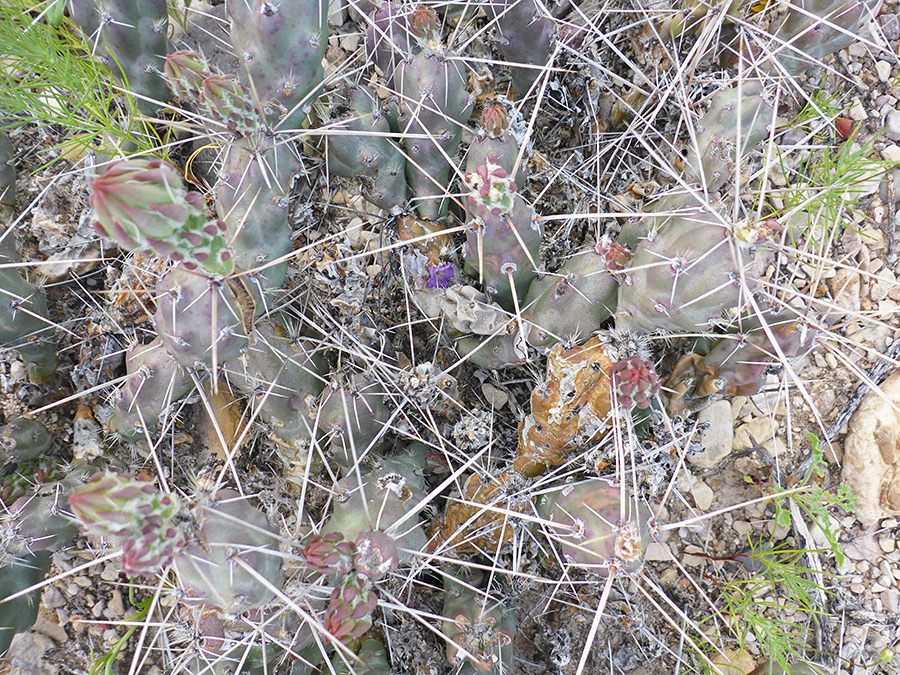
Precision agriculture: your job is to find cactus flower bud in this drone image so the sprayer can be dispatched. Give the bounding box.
[609,357,660,410]
[69,472,179,537]
[325,573,378,644]
[90,158,233,276]
[479,104,509,138]
[302,532,354,575]
[164,50,211,102]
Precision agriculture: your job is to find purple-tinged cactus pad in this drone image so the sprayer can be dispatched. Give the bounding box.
[155,267,253,370]
[537,479,651,575]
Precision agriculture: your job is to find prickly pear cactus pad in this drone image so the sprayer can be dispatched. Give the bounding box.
[1,0,897,672]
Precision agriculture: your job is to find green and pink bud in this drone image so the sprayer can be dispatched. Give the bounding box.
[325,573,378,644]
[609,357,660,410]
[164,50,211,102]
[479,104,509,138]
[302,532,354,575]
[90,158,233,276]
[68,472,179,540]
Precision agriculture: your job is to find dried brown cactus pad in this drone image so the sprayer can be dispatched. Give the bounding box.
[514,336,615,477]
[431,467,529,554]
[841,369,900,526]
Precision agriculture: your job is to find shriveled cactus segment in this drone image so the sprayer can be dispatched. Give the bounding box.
[514,336,614,477]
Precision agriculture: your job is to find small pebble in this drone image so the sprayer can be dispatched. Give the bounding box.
[42,586,65,610]
[73,576,92,588]
[884,588,900,613]
[106,589,124,618]
[849,582,866,594]
[100,563,119,582]
[877,60,893,82]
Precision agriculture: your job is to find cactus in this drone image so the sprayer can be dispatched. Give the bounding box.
[155,267,254,370]
[317,373,391,469]
[68,0,171,114]
[683,83,774,195]
[522,245,622,348]
[165,51,296,291]
[0,420,51,466]
[175,489,283,613]
[455,332,525,370]
[0,550,52,657]
[225,320,326,474]
[462,159,542,310]
[2,478,79,560]
[395,7,473,220]
[537,478,651,574]
[466,104,525,189]
[321,447,428,561]
[768,0,867,76]
[661,0,742,42]
[442,569,515,673]
[0,237,58,384]
[1,457,64,506]
[615,208,756,335]
[331,637,391,674]
[107,336,195,440]
[0,129,14,207]
[667,313,815,412]
[486,0,556,97]
[227,0,329,129]
[514,336,615,477]
[215,136,297,291]
[326,86,408,213]
[365,1,411,78]
[90,158,234,276]
[68,471,184,577]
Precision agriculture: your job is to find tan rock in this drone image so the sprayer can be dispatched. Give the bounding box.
[841,370,900,526]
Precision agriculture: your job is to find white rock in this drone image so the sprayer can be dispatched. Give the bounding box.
[877,60,893,82]
[842,370,900,526]
[688,400,734,469]
[885,108,900,141]
[733,415,777,451]
[691,480,715,511]
[848,97,868,121]
[882,144,900,163]
[644,542,674,561]
[849,42,868,58]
